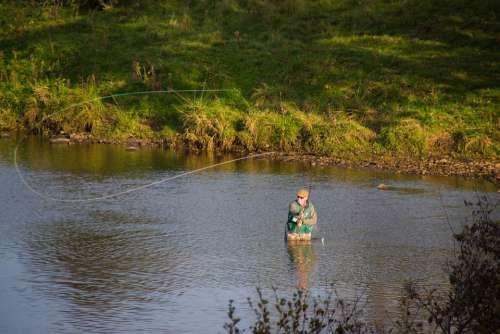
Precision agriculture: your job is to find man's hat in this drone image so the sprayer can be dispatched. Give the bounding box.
[296,188,309,198]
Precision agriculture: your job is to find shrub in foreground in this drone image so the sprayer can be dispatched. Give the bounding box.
[224,288,375,334]
[404,197,500,334]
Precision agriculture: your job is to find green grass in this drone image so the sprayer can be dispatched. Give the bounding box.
[1,0,499,159]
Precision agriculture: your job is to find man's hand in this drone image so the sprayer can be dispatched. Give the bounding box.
[297,220,303,228]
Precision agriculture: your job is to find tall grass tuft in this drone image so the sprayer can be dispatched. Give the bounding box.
[180,98,238,151]
[301,113,375,157]
[378,119,428,157]
[0,107,17,131]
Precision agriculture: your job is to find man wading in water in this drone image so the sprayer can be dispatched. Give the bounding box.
[286,188,317,241]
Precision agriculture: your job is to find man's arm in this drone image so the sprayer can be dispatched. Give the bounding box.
[289,202,303,222]
[302,206,317,225]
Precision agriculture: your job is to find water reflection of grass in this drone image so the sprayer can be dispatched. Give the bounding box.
[376,185,429,195]
[3,137,496,194]
[10,137,184,176]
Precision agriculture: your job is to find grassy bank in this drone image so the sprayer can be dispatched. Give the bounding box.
[1,0,499,161]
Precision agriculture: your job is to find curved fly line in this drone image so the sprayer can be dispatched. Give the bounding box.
[13,89,273,203]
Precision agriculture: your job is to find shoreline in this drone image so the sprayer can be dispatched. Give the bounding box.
[266,152,499,186]
[3,131,499,185]
[67,134,500,185]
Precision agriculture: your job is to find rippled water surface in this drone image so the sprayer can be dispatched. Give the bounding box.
[0,136,498,333]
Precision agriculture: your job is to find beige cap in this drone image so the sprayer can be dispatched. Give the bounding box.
[296,188,309,198]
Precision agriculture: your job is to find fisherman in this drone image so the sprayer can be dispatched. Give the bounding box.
[287,188,317,241]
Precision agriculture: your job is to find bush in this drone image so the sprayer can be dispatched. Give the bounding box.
[180,99,239,151]
[379,119,429,157]
[301,114,375,157]
[452,129,497,158]
[404,197,500,334]
[224,287,375,334]
[0,107,17,131]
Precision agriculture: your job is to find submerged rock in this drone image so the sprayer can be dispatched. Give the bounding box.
[49,137,70,144]
[69,133,89,143]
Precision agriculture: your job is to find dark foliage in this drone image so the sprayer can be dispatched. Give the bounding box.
[224,287,376,334]
[406,197,500,333]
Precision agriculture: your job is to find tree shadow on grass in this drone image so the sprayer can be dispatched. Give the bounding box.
[2,0,498,135]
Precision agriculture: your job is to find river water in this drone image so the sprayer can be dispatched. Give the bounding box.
[0,136,498,333]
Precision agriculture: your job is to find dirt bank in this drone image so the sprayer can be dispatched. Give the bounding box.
[267,152,500,185]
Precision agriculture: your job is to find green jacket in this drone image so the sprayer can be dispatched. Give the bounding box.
[287,200,317,234]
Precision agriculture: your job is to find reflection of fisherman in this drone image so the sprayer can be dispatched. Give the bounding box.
[287,241,317,289]
[287,188,317,241]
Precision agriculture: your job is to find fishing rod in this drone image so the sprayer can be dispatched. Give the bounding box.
[307,173,325,245]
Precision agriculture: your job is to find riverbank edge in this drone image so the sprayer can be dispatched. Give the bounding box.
[267,152,500,186]
[3,131,499,185]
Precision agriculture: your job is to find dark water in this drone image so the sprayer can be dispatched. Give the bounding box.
[0,136,498,333]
